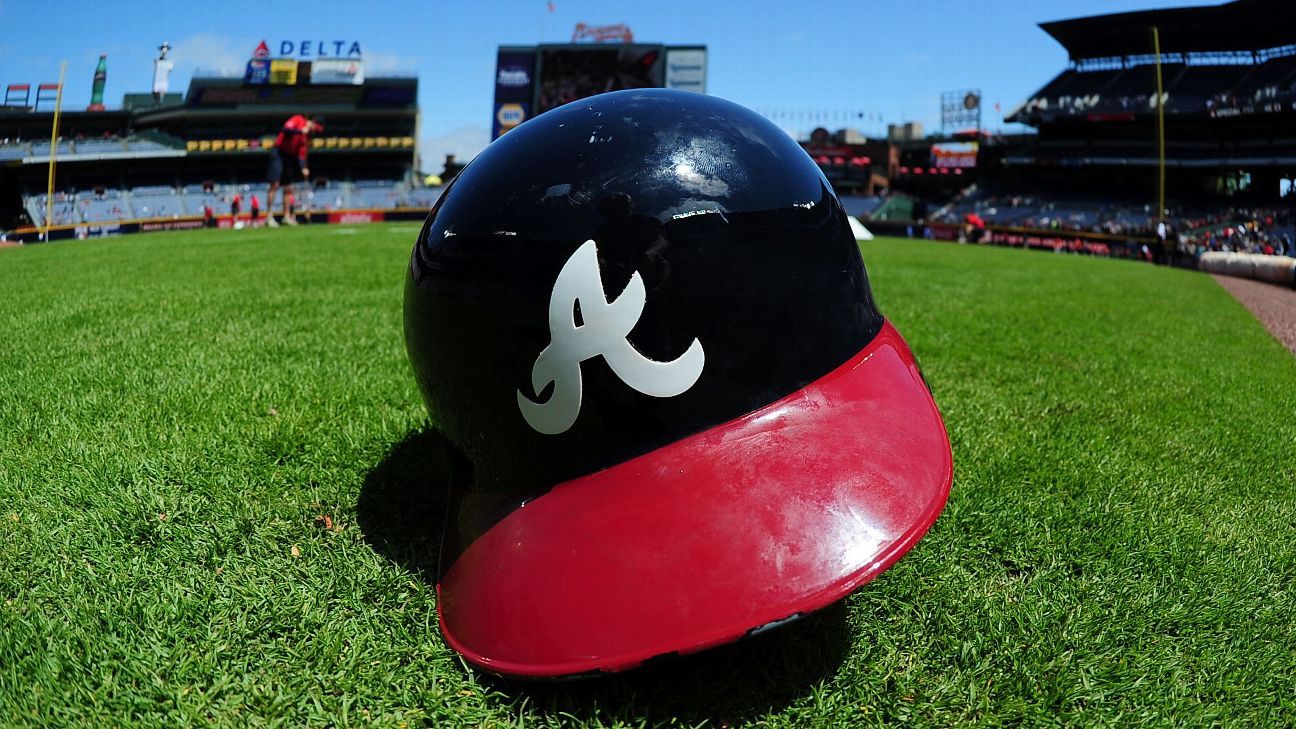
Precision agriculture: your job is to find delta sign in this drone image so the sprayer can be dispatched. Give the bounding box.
[252,39,363,60]
[248,40,366,86]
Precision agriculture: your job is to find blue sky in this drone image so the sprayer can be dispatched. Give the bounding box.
[3,0,1220,166]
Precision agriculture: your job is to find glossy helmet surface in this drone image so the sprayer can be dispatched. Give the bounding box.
[404,88,951,678]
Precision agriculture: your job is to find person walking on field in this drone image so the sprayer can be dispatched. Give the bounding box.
[265,114,324,227]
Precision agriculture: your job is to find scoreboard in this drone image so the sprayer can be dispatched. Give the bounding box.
[493,44,707,139]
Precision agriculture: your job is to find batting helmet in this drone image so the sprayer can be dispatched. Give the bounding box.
[404,89,952,678]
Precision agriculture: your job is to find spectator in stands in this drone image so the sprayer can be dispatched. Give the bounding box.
[265,114,324,227]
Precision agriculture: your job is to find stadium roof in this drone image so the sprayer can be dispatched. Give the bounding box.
[1041,0,1296,60]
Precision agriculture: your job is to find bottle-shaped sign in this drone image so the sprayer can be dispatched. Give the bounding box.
[87,54,107,111]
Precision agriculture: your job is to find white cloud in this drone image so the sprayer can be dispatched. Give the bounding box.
[168,33,247,76]
[421,126,491,173]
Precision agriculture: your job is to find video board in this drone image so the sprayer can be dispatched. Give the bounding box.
[535,45,664,115]
[931,141,979,169]
[492,44,706,139]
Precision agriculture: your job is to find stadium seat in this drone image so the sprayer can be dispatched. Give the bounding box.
[130,187,182,220]
[0,143,30,162]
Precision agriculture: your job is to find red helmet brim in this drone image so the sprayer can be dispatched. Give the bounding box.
[437,320,953,678]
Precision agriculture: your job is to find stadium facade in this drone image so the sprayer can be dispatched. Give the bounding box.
[6,3,1294,254]
[869,0,1296,258]
[1,48,433,242]
[1003,0,1296,203]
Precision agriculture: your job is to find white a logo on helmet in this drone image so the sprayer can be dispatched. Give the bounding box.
[518,239,705,435]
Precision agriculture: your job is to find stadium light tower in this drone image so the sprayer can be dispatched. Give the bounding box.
[941,90,981,134]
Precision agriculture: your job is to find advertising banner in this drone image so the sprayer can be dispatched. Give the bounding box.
[269,59,299,85]
[311,58,365,85]
[665,48,707,93]
[493,102,529,138]
[74,223,123,239]
[244,59,270,85]
[931,141,979,169]
[328,211,385,224]
[493,49,536,139]
[495,51,535,100]
[141,219,205,233]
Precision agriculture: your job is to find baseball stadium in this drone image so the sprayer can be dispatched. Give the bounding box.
[2,0,1295,726]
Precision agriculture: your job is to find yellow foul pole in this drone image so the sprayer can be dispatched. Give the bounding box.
[44,60,68,241]
[1152,27,1166,221]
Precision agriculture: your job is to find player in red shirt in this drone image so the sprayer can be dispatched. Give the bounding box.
[265,114,324,227]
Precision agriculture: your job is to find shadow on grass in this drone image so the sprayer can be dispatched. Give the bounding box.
[356,428,457,582]
[356,428,854,724]
[486,602,852,725]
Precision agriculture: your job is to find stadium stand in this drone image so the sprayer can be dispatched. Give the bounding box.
[10,178,444,229]
[124,137,178,153]
[1166,64,1249,112]
[28,141,73,158]
[1102,64,1182,111]
[301,179,346,213]
[918,0,1296,264]
[349,180,407,210]
[1234,54,1296,101]
[406,186,444,210]
[868,195,914,222]
[129,186,184,219]
[1170,64,1247,97]
[925,185,1296,260]
[839,195,887,219]
[0,142,30,161]
[1014,69,1117,117]
[73,138,126,155]
[25,194,76,228]
[0,72,426,239]
[178,184,224,219]
[77,193,130,223]
[1013,2,1296,124]
[932,190,1161,236]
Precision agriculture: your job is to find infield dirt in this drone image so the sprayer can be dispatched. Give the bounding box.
[1212,274,1296,356]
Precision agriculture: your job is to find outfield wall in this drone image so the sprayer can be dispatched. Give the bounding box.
[4,209,429,244]
[865,220,1154,259]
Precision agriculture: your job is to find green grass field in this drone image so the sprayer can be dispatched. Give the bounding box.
[2,224,1294,726]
